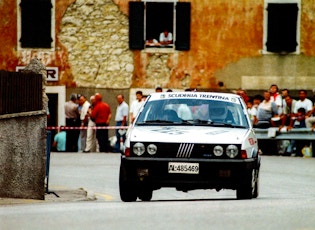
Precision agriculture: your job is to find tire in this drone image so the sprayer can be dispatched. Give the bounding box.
[119,164,137,202]
[236,169,256,200]
[138,185,153,201]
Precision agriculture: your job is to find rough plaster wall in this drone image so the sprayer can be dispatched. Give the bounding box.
[215,55,315,90]
[0,115,46,200]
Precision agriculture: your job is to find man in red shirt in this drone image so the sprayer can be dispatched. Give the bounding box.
[91,93,112,152]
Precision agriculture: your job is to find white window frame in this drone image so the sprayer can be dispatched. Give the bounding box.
[17,0,56,51]
[46,86,66,127]
[143,0,177,52]
[262,0,301,54]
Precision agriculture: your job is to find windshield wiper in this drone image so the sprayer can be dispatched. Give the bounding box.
[183,119,246,128]
[137,120,175,124]
[174,119,214,126]
[210,122,247,128]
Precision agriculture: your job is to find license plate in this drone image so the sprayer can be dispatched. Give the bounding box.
[168,162,199,174]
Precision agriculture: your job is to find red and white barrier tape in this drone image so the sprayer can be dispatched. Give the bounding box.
[46,126,129,130]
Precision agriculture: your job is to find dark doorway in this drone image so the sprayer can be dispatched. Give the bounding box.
[47,93,58,149]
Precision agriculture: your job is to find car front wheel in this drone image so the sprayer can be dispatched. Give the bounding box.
[236,169,258,200]
[119,164,137,202]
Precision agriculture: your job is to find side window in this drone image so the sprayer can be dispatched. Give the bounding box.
[263,1,300,54]
[18,0,54,49]
[129,1,191,51]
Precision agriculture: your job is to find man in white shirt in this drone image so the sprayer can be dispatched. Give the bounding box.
[78,95,91,152]
[84,95,97,153]
[130,91,144,124]
[114,94,129,152]
[294,90,313,114]
[159,29,173,45]
[292,89,314,129]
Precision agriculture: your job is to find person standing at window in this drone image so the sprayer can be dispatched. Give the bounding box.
[145,37,160,46]
[159,29,173,45]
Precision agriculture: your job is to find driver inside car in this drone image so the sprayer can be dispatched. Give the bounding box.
[209,104,234,124]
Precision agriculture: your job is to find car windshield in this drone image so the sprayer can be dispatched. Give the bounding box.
[135,97,249,128]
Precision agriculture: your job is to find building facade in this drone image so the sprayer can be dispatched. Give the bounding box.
[1,0,315,126]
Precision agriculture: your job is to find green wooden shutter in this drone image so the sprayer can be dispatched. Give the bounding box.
[175,2,191,51]
[129,2,145,50]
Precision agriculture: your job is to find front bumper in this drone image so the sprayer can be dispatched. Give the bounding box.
[121,156,259,191]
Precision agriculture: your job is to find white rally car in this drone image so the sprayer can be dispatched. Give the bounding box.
[119,92,260,201]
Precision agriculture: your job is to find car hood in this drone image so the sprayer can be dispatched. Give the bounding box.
[128,126,250,144]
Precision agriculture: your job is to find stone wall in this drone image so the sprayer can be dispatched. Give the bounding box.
[58,0,133,88]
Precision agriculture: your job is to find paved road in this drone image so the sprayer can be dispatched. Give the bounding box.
[0,153,314,230]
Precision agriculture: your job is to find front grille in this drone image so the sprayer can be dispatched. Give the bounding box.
[176,143,194,158]
[130,142,241,159]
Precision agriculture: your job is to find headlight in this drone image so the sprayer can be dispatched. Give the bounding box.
[147,144,157,155]
[226,145,238,158]
[213,145,224,156]
[133,142,145,156]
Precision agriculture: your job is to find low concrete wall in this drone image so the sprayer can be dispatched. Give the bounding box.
[0,111,47,200]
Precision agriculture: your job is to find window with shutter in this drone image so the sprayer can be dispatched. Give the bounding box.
[129,1,191,51]
[263,0,300,54]
[18,0,55,50]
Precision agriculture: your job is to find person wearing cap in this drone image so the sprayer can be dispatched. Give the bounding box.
[91,93,112,152]
[64,93,80,152]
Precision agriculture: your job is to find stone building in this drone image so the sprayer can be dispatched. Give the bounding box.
[1,0,315,127]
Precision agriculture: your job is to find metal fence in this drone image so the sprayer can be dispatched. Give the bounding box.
[0,70,43,115]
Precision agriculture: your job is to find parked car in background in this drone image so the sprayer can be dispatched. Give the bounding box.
[119,92,260,201]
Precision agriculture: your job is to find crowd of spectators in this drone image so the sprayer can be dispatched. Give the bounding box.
[52,85,314,156]
[53,90,149,153]
[237,85,315,156]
